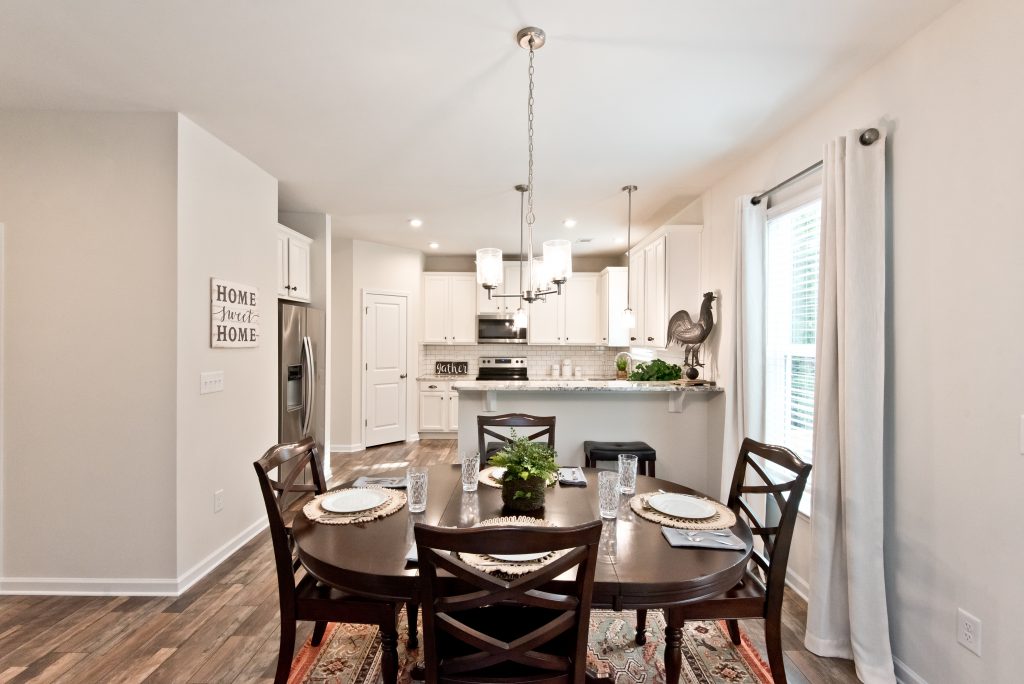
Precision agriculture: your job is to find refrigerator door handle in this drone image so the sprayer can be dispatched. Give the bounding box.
[301,335,315,437]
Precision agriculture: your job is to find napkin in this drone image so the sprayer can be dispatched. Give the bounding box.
[558,467,587,487]
[405,544,418,563]
[661,526,745,551]
[354,475,407,488]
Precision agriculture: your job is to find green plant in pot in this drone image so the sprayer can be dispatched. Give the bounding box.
[615,356,629,379]
[488,429,559,512]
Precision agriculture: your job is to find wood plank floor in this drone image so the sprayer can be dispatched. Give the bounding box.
[0,439,856,683]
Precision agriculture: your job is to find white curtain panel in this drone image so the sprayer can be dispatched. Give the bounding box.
[804,130,895,683]
[720,195,766,497]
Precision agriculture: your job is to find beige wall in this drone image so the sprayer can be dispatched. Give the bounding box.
[330,237,356,449]
[699,0,1021,680]
[0,112,179,584]
[175,115,279,578]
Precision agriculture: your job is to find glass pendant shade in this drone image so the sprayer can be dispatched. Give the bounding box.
[475,248,503,288]
[622,307,636,329]
[512,306,528,329]
[542,239,572,283]
[531,257,552,292]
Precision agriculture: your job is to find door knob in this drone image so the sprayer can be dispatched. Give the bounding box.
[400,373,407,379]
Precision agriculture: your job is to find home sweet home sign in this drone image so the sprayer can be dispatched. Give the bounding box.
[211,278,260,348]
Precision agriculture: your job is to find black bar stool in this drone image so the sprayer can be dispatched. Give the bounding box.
[583,441,656,477]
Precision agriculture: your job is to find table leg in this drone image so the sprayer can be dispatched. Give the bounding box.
[664,608,683,684]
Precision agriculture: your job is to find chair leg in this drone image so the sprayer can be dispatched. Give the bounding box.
[648,461,655,477]
[311,620,328,646]
[406,600,419,649]
[764,617,787,684]
[726,618,741,645]
[380,613,400,684]
[274,617,296,684]
[635,609,648,645]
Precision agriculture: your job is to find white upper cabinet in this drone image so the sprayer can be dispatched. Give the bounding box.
[627,225,703,348]
[628,249,645,345]
[598,267,630,347]
[424,273,477,345]
[476,261,527,314]
[563,274,598,344]
[643,236,667,347]
[528,294,561,344]
[276,224,312,302]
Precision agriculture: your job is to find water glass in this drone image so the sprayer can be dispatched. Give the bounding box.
[407,466,428,513]
[461,451,480,492]
[598,471,619,519]
[618,454,639,495]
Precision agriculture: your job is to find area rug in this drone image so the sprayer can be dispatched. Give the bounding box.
[289,609,772,683]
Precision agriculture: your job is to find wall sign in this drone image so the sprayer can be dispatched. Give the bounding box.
[435,361,469,375]
[211,278,260,348]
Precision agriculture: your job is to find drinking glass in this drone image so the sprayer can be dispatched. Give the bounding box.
[598,471,619,519]
[618,454,638,495]
[407,466,428,513]
[461,451,480,492]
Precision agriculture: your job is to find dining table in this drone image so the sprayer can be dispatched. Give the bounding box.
[292,465,754,683]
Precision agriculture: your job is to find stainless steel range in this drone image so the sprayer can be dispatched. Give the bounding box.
[476,357,528,381]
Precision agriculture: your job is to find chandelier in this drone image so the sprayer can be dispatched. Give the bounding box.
[476,27,572,320]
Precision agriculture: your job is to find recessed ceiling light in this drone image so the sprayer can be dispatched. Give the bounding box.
[428,242,440,249]
[614,237,626,244]
[562,218,577,228]
[409,218,423,228]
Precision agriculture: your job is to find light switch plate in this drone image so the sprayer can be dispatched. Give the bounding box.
[201,371,225,395]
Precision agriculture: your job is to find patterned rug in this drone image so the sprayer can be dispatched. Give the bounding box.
[289,609,772,683]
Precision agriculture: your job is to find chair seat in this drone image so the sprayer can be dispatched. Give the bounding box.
[583,440,656,461]
[674,571,767,620]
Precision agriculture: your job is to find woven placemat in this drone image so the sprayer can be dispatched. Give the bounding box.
[630,492,736,530]
[303,486,407,525]
[458,516,569,577]
[478,467,557,489]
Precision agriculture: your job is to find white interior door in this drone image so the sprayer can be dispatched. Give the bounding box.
[364,292,408,447]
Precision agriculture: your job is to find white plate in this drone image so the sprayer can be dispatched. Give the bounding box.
[321,489,389,514]
[488,551,549,562]
[482,467,506,482]
[647,493,716,520]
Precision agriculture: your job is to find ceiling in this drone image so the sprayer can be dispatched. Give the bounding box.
[0,1,958,255]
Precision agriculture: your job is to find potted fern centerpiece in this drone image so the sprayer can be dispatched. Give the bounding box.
[488,430,559,512]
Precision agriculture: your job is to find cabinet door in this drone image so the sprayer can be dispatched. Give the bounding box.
[598,272,609,344]
[503,262,524,313]
[563,274,598,344]
[423,275,450,344]
[277,231,291,297]
[628,250,645,345]
[605,268,630,347]
[528,297,561,344]
[644,237,667,347]
[288,237,312,301]
[449,275,478,344]
[447,392,459,431]
[419,392,447,431]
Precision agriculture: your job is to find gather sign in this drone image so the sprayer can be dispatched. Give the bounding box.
[210,278,261,348]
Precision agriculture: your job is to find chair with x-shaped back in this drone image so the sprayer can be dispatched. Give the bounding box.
[414,520,602,684]
[477,413,556,464]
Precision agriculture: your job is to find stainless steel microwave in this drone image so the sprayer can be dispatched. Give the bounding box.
[477,314,527,344]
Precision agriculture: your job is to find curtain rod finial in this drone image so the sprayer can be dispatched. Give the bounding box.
[859,128,880,146]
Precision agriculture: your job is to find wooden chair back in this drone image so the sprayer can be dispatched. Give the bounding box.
[253,438,327,605]
[727,438,811,599]
[477,413,556,462]
[414,520,602,684]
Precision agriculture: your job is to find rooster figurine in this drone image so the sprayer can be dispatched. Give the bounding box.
[666,292,716,372]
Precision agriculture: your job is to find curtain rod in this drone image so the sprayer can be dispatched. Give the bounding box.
[750,128,880,206]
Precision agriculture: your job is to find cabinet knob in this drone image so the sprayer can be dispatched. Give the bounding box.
[428,384,438,389]
[399,373,407,379]
[647,337,654,342]
[630,336,637,341]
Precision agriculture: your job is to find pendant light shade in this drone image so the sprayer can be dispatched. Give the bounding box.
[531,256,552,292]
[476,248,503,289]
[542,239,572,284]
[622,307,636,328]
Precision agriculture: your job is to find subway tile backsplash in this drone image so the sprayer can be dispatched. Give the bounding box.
[421,344,624,378]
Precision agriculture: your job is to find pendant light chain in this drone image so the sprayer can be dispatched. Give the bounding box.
[525,44,537,291]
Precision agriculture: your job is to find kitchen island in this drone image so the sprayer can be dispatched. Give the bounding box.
[454,380,723,491]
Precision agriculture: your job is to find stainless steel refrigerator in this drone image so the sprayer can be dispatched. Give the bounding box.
[279,302,326,449]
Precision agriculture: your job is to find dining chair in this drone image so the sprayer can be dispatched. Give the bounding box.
[637,437,811,683]
[414,519,603,684]
[477,413,556,463]
[254,438,409,684]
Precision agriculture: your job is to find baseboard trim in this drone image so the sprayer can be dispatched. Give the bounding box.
[785,568,810,601]
[330,443,365,453]
[174,516,267,596]
[0,517,268,597]
[407,433,420,442]
[894,657,928,684]
[417,432,456,440]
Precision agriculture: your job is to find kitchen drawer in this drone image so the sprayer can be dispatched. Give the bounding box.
[419,380,451,392]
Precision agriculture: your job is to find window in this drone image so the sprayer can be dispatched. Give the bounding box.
[764,194,821,513]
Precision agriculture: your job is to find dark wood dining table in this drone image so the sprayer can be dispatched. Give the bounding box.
[292,465,753,683]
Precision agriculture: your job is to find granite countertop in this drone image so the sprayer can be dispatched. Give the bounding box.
[451,380,722,393]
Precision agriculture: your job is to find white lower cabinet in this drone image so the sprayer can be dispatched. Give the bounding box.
[419,381,459,433]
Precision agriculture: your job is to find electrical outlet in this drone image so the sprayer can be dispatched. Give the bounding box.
[214,489,225,513]
[957,608,982,656]
[200,371,225,395]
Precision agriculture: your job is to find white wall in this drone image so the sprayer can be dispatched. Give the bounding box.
[0,112,179,587]
[175,115,279,581]
[700,0,1022,681]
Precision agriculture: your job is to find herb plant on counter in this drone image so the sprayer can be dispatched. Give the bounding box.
[628,358,682,381]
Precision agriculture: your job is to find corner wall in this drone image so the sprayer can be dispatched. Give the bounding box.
[0,112,179,588]
[175,115,279,582]
[700,0,1022,680]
